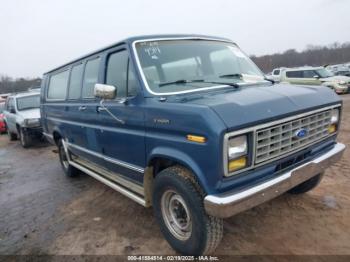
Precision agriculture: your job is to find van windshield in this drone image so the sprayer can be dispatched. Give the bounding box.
[17,95,40,111]
[135,40,265,95]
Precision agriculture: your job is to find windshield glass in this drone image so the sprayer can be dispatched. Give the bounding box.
[135,40,265,94]
[316,68,334,78]
[16,95,40,111]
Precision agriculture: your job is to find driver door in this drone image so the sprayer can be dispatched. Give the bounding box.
[96,48,145,183]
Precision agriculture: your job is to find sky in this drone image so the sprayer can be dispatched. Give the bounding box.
[1,0,350,78]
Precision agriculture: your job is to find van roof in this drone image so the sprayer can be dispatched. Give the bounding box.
[44,34,233,75]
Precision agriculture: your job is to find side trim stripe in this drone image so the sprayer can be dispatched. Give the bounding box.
[67,142,145,173]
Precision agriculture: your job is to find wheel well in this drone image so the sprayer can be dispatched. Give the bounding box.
[149,157,178,177]
[143,157,201,207]
[53,131,62,146]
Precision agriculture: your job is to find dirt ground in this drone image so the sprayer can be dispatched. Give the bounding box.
[0,95,349,257]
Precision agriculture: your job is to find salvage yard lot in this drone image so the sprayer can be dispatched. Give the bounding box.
[0,95,350,256]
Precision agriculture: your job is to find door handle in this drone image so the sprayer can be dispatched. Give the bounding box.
[78,106,87,111]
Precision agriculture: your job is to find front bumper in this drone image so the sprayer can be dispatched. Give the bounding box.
[22,126,43,137]
[204,143,345,218]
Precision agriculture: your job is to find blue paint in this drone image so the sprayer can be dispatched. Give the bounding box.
[40,34,342,195]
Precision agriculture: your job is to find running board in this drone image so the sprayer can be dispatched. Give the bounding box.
[61,139,146,206]
[69,161,146,206]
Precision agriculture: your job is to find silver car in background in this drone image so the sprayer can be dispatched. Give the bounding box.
[3,92,42,148]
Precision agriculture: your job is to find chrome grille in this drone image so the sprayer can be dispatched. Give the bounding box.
[255,109,332,164]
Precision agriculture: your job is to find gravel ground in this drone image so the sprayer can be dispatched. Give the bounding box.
[0,95,349,256]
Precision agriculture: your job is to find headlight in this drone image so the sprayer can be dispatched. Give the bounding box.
[328,108,340,134]
[330,109,339,124]
[226,135,249,174]
[24,118,40,127]
[228,135,247,159]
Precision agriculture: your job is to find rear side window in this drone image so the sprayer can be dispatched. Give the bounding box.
[106,51,138,98]
[286,71,303,78]
[47,70,69,100]
[82,57,101,98]
[68,63,83,99]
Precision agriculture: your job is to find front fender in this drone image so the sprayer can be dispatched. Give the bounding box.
[147,146,212,194]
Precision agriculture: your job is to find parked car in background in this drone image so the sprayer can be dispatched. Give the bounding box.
[280,66,349,94]
[41,35,345,255]
[334,68,350,77]
[0,102,6,133]
[326,64,350,77]
[3,92,42,147]
[266,67,286,82]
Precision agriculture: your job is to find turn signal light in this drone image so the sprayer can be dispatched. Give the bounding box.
[328,124,337,134]
[228,156,247,172]
[187,135,206,143]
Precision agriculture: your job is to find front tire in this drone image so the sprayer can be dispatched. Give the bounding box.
[153,166,223,255]
[288,173,324,194]
[58,139,79,177]
[19,128,32,148]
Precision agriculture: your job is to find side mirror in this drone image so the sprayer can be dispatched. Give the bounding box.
[10,107,16,114]
[94,83,116,100]
[313,75,320,79]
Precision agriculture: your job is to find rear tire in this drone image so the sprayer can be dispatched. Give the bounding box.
[153,166,223,255]
[58,139,79,177]
[288,173,324,194]
[19,128,32,148]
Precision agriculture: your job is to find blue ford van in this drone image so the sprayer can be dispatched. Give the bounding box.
[41,35,345,255]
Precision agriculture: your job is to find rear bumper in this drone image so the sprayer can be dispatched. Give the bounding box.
[204,143,346,218]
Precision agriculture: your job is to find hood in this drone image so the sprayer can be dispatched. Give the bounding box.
[171,83,341,130]
[321,75,350,83]
[17,108,41,119]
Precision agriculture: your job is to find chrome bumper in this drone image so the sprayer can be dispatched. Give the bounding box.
[204,143,346,218]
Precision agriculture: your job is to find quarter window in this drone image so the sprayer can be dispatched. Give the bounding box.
[47,70,69,99]
[82,57,101,98]
[68,63,83,99]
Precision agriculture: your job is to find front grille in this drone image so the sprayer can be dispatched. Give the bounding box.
[255,109,333,164]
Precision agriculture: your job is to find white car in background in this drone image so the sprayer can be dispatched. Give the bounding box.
[280,67,349,94]
[3,91,42,148]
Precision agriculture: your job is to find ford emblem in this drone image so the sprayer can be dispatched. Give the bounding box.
[295,128,308,139]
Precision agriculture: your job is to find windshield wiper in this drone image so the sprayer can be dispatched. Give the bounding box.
[219,73,243,79]
[159,79,205,87]
[159,79,240,89]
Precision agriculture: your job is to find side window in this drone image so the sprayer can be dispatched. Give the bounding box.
[47,70,69,100]
[286,71,302,78]
[273,69,280,75]
[106,51,128,98]
[303,70,317,78]
[82,57,101,98]
[68,63,84,99]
